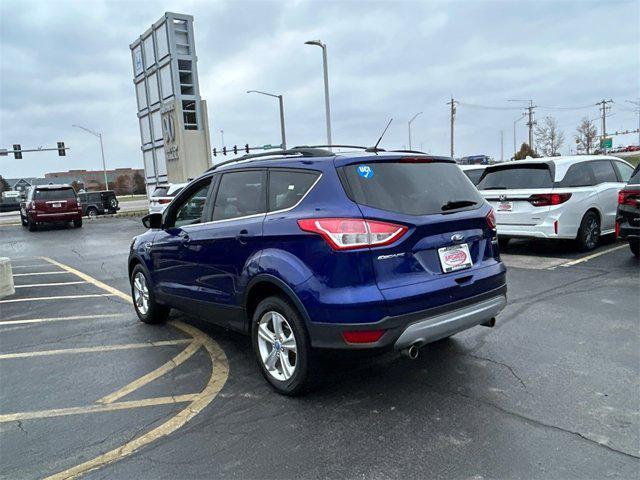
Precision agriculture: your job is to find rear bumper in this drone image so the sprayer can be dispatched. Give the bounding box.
[30,211,82,222]
[307,284,507,349]
[496,222,571,240]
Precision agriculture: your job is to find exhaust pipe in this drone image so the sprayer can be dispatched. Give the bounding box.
[401,343,420,360]
[481,317,496,328]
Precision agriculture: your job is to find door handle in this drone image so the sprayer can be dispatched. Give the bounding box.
[236,229,249,245]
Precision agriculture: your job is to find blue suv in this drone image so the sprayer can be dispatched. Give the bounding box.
[129,148,507,394]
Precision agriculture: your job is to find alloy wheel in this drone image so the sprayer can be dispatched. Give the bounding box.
[133,272,149,315]
[257,311,298,381]
[585,216,599,249]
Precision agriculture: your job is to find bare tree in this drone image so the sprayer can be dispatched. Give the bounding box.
[574,117,597,154]
[534,116,565,156]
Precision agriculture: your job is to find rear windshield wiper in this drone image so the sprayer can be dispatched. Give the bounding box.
[441,200,478,211]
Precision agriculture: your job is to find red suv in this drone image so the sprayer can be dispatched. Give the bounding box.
[20,184,83,231]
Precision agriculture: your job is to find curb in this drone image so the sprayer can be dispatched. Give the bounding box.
[0,257,15,299]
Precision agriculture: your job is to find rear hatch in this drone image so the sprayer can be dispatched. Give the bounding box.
[34,187,78,213]
[477,162,554,226]
[337,157,502,317]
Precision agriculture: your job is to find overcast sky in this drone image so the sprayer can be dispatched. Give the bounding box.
[1,0,639,179]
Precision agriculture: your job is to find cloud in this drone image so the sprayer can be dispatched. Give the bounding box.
[0,0,638,179]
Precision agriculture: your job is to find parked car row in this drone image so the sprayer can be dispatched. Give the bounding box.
[20,186,120,231]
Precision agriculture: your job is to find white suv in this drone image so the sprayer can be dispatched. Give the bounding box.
[477,155,635,251]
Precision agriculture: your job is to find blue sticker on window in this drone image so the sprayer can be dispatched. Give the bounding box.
[357,165,374,178]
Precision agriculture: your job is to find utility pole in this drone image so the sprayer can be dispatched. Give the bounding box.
[408,112,422,151]
[219,129,225,148]
[446,97,457,158]
[596,99,614,153]
[500,130,504,162]
[525,100,537,151]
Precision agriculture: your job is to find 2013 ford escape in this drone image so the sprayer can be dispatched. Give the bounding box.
[128,148,507,394]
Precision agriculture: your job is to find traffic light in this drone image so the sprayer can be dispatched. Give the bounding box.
[213,148,217,157]
[245,144,249,153]
[223,146,227,156]
[57,142,66,156]
[233,145,238,155]
[13,144,22,159]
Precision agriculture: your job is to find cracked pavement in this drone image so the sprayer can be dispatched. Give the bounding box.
[1,218,638,479]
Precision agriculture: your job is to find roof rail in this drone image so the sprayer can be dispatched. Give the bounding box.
[206,147,334,172]
[295,144,387,153]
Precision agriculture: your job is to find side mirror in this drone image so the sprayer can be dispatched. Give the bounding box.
[142,213,163,229]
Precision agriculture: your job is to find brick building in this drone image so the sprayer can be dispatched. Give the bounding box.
[44,168,146,194]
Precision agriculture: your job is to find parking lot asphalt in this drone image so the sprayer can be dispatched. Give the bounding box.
[0,218,638,479]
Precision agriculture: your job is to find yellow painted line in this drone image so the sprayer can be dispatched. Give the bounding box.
[0,293,117,304]
[0,339,191,360]
[14,281,87,288]
[0,394,198,423]
[12,271,68,277]
[98,339,202,404]
[46,320,229,480]
[556,244,628,268]
[42,257,132,302]
[0,313,127,326]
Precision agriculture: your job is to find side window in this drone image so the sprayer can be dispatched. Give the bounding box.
[268,170,320,212]
[213,170,266,221]
[589,161,617,184]
[558,163,592,187]
[173,180,212,228]
[612,161,634,183]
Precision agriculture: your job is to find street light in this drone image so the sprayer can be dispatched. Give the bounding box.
[408,112,422,151]
[305,40,332,147]
[513,114,527,158]
[219,129,224,148]
[72,124,109,189]
[247,90,287,150]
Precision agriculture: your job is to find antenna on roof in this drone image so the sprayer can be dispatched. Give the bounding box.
[367,118,393,152]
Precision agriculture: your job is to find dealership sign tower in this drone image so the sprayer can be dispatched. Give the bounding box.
[130,12,212,189]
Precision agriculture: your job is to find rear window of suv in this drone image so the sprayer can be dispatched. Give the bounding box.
[34,188,75,200]
[340,161,483,216]
[477,164,553,190]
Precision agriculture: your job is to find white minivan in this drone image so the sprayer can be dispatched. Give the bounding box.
[477,155,635,251]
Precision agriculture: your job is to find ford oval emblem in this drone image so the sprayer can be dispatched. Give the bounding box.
[451,233,465,243]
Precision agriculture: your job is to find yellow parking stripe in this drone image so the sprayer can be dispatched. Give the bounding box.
[0,293,117,304]
[0,339,191,360]
[0,394,198,423]
[556,244,628,268]
[0,313,127,326]
[14,281,87,288]
[98,340,203,404]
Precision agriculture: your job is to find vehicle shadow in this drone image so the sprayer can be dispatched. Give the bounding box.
[501,235,618,259]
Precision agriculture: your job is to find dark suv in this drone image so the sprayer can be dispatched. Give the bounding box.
[128,148,507,394]
[20,184,83,231]
[616,163,640,257]
[78,190,120,218]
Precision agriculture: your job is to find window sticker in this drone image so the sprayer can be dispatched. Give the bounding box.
[357,165,374,179]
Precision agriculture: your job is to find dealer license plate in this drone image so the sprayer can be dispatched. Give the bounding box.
[438,243,473,273]
[497,201,513,212]
[52,202,61,208]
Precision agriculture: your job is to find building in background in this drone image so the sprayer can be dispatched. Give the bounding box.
[130,12,212,191]
[45,168,145,194]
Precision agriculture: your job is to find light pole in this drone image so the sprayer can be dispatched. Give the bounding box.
[408,112,422,151]
[72,124,109,189]
[305,40,332,147]
[219,129,224,148]
[247,90,287,150]
[513,114,526,158]
[625,99,640,145]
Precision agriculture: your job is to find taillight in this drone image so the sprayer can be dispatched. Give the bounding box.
[619,190,640,206]
[486,209,497,230]
[158,199,172,204]
[297,218,407,250]
[342,330,385,344]
[528,193,572,207]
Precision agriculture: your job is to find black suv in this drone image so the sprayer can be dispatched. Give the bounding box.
[616,164,640,257]
[78,190,120,218]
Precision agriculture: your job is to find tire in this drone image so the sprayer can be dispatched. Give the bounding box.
[576,211,600,252]
[73,218,83,228]
[28,219,37,232]
[252,295,314,396]
[130,264,170,324]
[86,207,98,219]
[498,237,510,250]
[629,239,640,258]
